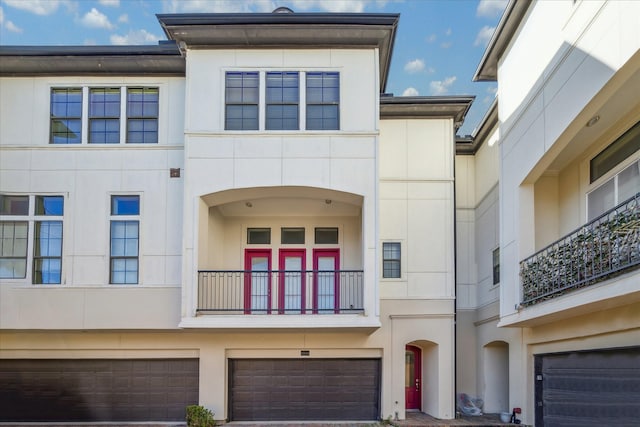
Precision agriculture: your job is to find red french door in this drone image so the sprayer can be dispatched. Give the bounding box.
[405,345,422,410]
[312,249,340,314]
[244,249,271,314]
[278,249,306,314]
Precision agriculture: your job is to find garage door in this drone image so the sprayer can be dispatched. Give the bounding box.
[535,347,640,427]
[0,359,199,422]
[229,358,381,421]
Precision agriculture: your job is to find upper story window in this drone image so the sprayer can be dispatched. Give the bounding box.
[50,88,82,144]
[224,70,340,132]
[50,86,159,144]
[110,195,140,284]
[382,242,401,279]
[225,72,259,130]
[306,72,340,130]
[0,194,64,284]
[266,72,299,130]
[492,247,500,285]
[587,121,640,221]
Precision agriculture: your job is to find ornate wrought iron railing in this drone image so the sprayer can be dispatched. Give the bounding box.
[197,270,364,314]
[520,192,640,307]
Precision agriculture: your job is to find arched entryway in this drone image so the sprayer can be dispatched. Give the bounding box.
[483,340,509,413]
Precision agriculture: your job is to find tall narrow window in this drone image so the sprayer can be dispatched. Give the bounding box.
[110,195,139,284]
[492,247,500,285]
[127,87,159,143]
[306,72,339,130]
[266,72,299,130]
[33,196,63,284]
[89,88,121,144]
[0,221,28,279]
[50,88,82,144]
[382,242,401,278]
[225,72,259,130]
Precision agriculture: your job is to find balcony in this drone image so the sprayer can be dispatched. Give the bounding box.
[197,270,364,315]
[520,192,640,307]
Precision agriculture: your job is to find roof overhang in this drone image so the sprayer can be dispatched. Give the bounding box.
[0,44,184,77]
[456,97,499,155]
[473,0,533,82]
[380,95,475,131]
[157,13,399,91]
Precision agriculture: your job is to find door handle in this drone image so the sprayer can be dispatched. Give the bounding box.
[415,378,420,390]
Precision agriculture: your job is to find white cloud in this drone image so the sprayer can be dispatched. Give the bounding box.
[291,0,366,13]
[0,6,23,32]
[162,0,274,13]
[118,13,128,23]
[110,29,159,45]
[3,0,65,15]
[404,59,425,74]
[477,0,508,18]
[474,25,495,47]
[440,41,452,49]
[80,7,114,30]
[445,28,452,36]
[429,76,457,95]
[99,0,120,7]
[402,87,419,97]
[426,34,436,43]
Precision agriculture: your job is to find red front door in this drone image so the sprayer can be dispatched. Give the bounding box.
[279,249,306,314]
[244,249,271,314]
[405,345,422,410]
[312,249,339,313]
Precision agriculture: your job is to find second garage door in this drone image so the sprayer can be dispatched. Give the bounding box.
[229,358,381,421]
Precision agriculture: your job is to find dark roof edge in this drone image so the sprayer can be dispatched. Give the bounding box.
[456,98,498,155]
[473,0,533,82]
[0,43,180,56]
[380,95,475,130]
[156,12,401,27]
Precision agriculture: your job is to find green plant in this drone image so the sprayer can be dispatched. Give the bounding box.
[186,405,216,427]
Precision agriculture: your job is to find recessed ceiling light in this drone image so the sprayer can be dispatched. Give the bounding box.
[586,115,600,127]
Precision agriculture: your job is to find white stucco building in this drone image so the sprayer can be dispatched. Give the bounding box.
[0,10,472,423]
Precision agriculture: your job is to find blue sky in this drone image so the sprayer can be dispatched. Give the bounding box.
[0,0,507,135]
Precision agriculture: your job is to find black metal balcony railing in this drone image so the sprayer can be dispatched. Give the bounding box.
[197,270,364,314]
[520,192,640,307]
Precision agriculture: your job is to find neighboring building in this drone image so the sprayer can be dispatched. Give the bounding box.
[0,11,472,423]
[459,0,640,426]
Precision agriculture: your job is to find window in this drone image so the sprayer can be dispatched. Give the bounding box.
[382,242,401,278]
[89,88,121,144]
[281,227,305,244]
[266,72,299,130]
[50,86,159,144]
[588,159,639,221]
[492,247,500,285]
[247,228,271,244]
[225,72,259,130]
[315,227,338,244]
[306,72,339,130]
[590,121,640,183]
[0,194,64,283]
[50,88,82,144]
[110,195,139,284]
[127,87,159,143]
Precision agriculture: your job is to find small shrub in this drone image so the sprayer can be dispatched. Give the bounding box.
[186,405,216,427]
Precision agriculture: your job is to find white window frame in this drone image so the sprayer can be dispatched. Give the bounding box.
[109,194,142,285]
[586,156,639,222]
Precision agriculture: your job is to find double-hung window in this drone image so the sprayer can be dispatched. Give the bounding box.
[89,88,121,144]
[50,87,159,144]
[306,72,340,130]
[266,72,299,130]
[110,195,140,284]
[382,242,401,278]
[0,194,64,284]
[225,72,259,130]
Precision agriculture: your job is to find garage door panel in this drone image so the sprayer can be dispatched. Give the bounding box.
[536,347,640,427]
[0,359,198,422]
[230,358,380,421]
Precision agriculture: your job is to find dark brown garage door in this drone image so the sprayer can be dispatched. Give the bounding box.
[535,347,640,427]
[0,358,199,422]
[229,358,381,421]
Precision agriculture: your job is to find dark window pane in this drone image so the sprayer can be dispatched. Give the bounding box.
[315,227,338,244]
[50,88,82,144]
[0,195,29,215]
[225,105,258,130]
[247,228,271,244]
[383,242,401,278]
[111,195,140,215]
[0,221,28,279]
[492,248,500,285]
[35,196,64,216]
[225,72,259,131]
[590,121,640,182]
[306,72,339,130]
[281,228,305,244]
